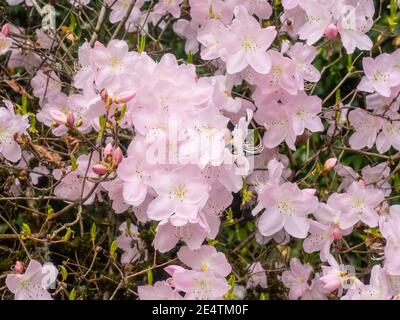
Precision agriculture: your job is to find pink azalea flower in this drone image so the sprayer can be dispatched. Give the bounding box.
[116,222,142,264]
[117,138,152,207]
[376,111,400,154]
[335,181,385,228]
[337,4,373,54]
[153,213,217,253]
[303,212,352,262]
[380,205,400,276]
[92,39,138,90]
[221,5,276,74]
[319,256,356,295]
[287,42,321,85]
[208,75,242,113]
[0,32,12,55]
[197,19,228,60]
[147,166,210,222]
[228,0,273,19]
[254,50,298,95]
[6,260,58,300]
[281,258,313,300]
[342,265,391,300]
[177,245,231,277]
[0,100,29,162]
[138,281,182,300]
[173,19,199,54]
[189,0,234,26]
[300,279,329,300]
[298,3,332,45]
[358,54,400,97]
[53,153,101,205]
[254,182,318,238]
[348,109,382,150]
[154,0,184,18]
[173,269,230,299]
[247,262,267,289]
[101,178,130,214]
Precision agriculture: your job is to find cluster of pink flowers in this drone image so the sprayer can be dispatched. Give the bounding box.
[349,50,400,153]
[3,0,400,301]
[138,245,232,299]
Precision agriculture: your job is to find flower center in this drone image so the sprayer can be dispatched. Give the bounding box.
[352,198,364,210]
[241,36,258,52]
[373,70,388,82]
[109,56,122,70]
[170,185,187,201]
[277,198,294,216]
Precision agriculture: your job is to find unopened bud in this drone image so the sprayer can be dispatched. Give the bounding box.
[332,228,343,240]
[94,41,105,49]
[15,261,24,274]
[1,24,9,37]
[113,147,123,165]
[323,157,337,173]
[66,113,75,127]
[92,164,108,175]
[104,143,113,158]
[114,90,136,104]
[325,24,338,39]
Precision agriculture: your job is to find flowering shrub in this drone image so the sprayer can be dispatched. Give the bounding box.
[1,0,400,300]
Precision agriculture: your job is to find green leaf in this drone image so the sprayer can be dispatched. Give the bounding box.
[117,103,127,122]
[28,114,38,134]
[62,227,72,241]
[71,153,78,171]
[224,275,236,300]
[69,14,77,33]
[22,223,31,236]
[90,223,96,243]
[97,115,106,140]
[60,265,68,281]
[137,35,146,53]
[147,267,153,285]
[187,51,193,64]
[22,95,28,113]
[47,204,54,220]
[110,240,118,259]
[391,0,397,19]
[69,288,76,300]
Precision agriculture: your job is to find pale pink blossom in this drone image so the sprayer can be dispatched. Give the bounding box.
[221,6,276,74]
[6,260,58,300]
[281,258,313,300]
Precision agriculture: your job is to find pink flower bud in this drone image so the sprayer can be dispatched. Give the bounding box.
[320,273,340,291]
[325,24,338,39]
[66,113,75,127]
[332,228,343,240]
[103,143,113,158]
[15,261,24,274]
[92,164,108,175]
[1,24,9,37]
[112,147,123,165]
[323,157,337,172]
[114,90,136,104]
[94,41,105,49]
[49,110,67,125]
